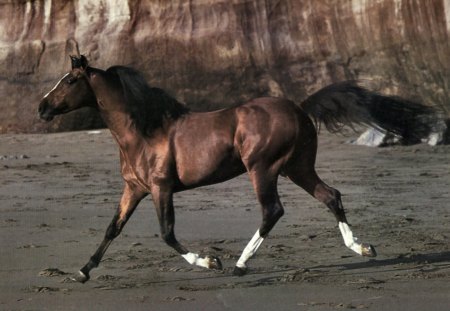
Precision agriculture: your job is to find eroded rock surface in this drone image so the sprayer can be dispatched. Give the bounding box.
[1,0,449,133]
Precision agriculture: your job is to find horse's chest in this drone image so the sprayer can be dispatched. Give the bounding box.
[120,152,171,192]
[121,163,151,191]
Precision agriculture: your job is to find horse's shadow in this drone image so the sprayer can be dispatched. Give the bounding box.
[311,251,450,273]
[89,251,450,291]
[242,251,450,288]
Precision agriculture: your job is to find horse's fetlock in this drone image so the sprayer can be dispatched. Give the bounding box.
[161,231,177,246]
[88,257,99,268]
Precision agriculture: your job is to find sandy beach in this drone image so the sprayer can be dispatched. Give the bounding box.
[1,129,449,310]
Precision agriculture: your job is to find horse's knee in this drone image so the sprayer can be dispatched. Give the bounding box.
[105,215,125,240]
[105,223,122,240]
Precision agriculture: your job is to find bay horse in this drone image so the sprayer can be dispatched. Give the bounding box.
[38,55,435,282]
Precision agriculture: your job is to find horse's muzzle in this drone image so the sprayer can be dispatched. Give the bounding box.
[38,99,55,122]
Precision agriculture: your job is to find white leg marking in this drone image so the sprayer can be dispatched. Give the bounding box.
[339,222,363,255]
[236,230,265,268]
[44,73,70,98]
[181,252,211,269]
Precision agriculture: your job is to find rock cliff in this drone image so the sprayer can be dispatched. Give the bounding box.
[1,0,449,133]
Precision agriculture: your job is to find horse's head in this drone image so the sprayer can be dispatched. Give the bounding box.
[38,55,97,121]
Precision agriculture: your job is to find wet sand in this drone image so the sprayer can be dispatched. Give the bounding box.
[0,130,449,310]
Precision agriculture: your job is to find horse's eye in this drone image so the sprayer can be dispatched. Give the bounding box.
[67,77,77,84]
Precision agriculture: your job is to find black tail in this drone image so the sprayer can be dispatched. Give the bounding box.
[300,81,438,141]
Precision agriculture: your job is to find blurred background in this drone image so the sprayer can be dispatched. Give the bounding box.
[0,0,449,133]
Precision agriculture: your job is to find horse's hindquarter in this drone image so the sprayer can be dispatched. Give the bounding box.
[235,98,313,171]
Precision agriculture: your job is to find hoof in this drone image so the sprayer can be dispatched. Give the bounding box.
[206,256,223,270]
[233,266,247,276]
[71,270,90,283]
[361,244,377,257]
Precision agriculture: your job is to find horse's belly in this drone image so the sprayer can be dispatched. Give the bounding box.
[176,155,246,190]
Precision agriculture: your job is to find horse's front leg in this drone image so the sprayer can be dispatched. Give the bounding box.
[151,185,222,270]
[74,183,147,283]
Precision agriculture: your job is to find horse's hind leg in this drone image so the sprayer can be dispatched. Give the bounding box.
[288,168,377,258]
[234,169,284,276]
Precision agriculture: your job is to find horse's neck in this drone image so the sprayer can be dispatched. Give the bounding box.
[100,108,143,150]
[89,68,148,154]
[90,72,167,165]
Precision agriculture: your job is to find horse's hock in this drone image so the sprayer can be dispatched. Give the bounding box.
[1,0,450,133]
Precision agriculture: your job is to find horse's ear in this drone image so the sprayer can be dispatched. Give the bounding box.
[80,55,88,70]
[70,54,89,70]
[70,55,78,69]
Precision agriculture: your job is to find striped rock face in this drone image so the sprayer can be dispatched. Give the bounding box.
[1,0,450,133]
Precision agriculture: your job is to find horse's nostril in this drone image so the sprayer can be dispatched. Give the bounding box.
[38,99,48,115]
[38,99,55,121]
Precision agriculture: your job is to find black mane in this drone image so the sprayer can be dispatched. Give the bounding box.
[106,66,189,135]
